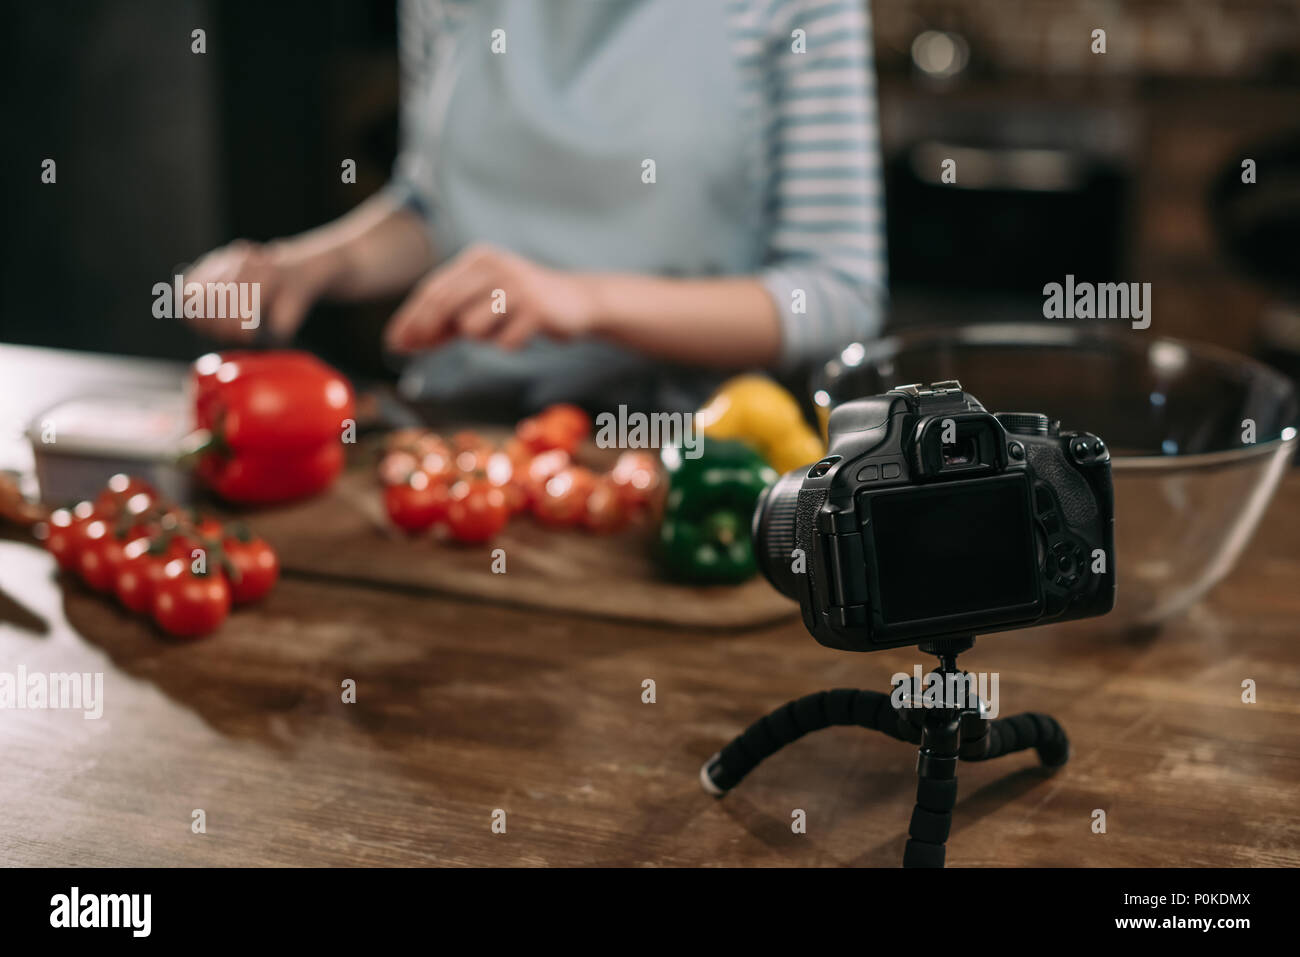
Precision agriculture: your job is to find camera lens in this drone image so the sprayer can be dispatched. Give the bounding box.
[751,468,804,600]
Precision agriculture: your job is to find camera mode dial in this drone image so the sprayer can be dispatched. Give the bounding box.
[995,412,1050,437]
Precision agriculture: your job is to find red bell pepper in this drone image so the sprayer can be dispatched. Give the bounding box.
[191,351,355,505]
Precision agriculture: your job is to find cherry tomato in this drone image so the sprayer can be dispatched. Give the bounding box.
[583,475,627,533]
[484,450,528,515]
[447,434,494,474]
[74,520,110,589]
[379,450,419,487]
[194,516,225,542]
[446,479,509,543]
[42,508,85,571]
[532,466,597,526]
[522,449,571,505]
[152,560,231,639]
[166,534,202,562]
[541,404,591,443]
[413,432,451,455]
[517,413,580,454]
[502,437,533,468]
[162,517,223,563]
[115,539,167,614]
[448,431,494,472]
[385,427,431,453]
[484,449,513,485]
[95,474,156,518]
[502,483,528,515]
[223,537,280,605]
[485,450,517,493]
[77,522,137,593]
[420,444,456,481]
[384,471,453,533]
[63,498,99,535]
[451,430,488,452]
[609,450,663,510]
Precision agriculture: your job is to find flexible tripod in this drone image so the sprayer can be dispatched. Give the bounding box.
[699,637,1069,867]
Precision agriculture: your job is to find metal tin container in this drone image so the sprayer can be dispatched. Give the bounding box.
[26,392,194,506]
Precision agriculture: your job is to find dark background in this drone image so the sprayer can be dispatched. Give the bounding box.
[2,0,400,377]
[4,0,1300,384]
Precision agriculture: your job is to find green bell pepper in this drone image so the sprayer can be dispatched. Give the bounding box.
[658,439,778,584]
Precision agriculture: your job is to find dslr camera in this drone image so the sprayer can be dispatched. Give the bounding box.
[753,381,1115,651]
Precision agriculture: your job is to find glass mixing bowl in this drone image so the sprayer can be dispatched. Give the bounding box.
[812,323,1299,632]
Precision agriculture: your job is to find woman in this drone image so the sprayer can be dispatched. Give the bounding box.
[187,0,885,410]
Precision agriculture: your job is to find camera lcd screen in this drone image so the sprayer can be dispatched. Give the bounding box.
[867,477,1038,625]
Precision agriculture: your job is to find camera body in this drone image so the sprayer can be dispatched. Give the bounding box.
[753,381,1115,652]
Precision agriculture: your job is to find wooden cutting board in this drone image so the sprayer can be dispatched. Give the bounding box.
[246,460,798,630]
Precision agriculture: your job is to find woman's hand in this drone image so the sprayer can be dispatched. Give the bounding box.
[182,239,337,343]
[384,244,599,353]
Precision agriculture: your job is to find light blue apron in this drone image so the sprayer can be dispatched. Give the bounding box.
[400,0,764,412]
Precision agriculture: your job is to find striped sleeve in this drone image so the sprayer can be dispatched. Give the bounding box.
[387,0,443,220]
[736,0,888,369]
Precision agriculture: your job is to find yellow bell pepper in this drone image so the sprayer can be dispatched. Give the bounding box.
[696,375,826,474]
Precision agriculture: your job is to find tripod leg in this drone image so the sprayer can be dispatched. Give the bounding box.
[701,689,911,794]
[903,709,962,868]
[970,712,1070,767]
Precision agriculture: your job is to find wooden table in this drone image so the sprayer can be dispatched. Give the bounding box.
[1,346,1298,866]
